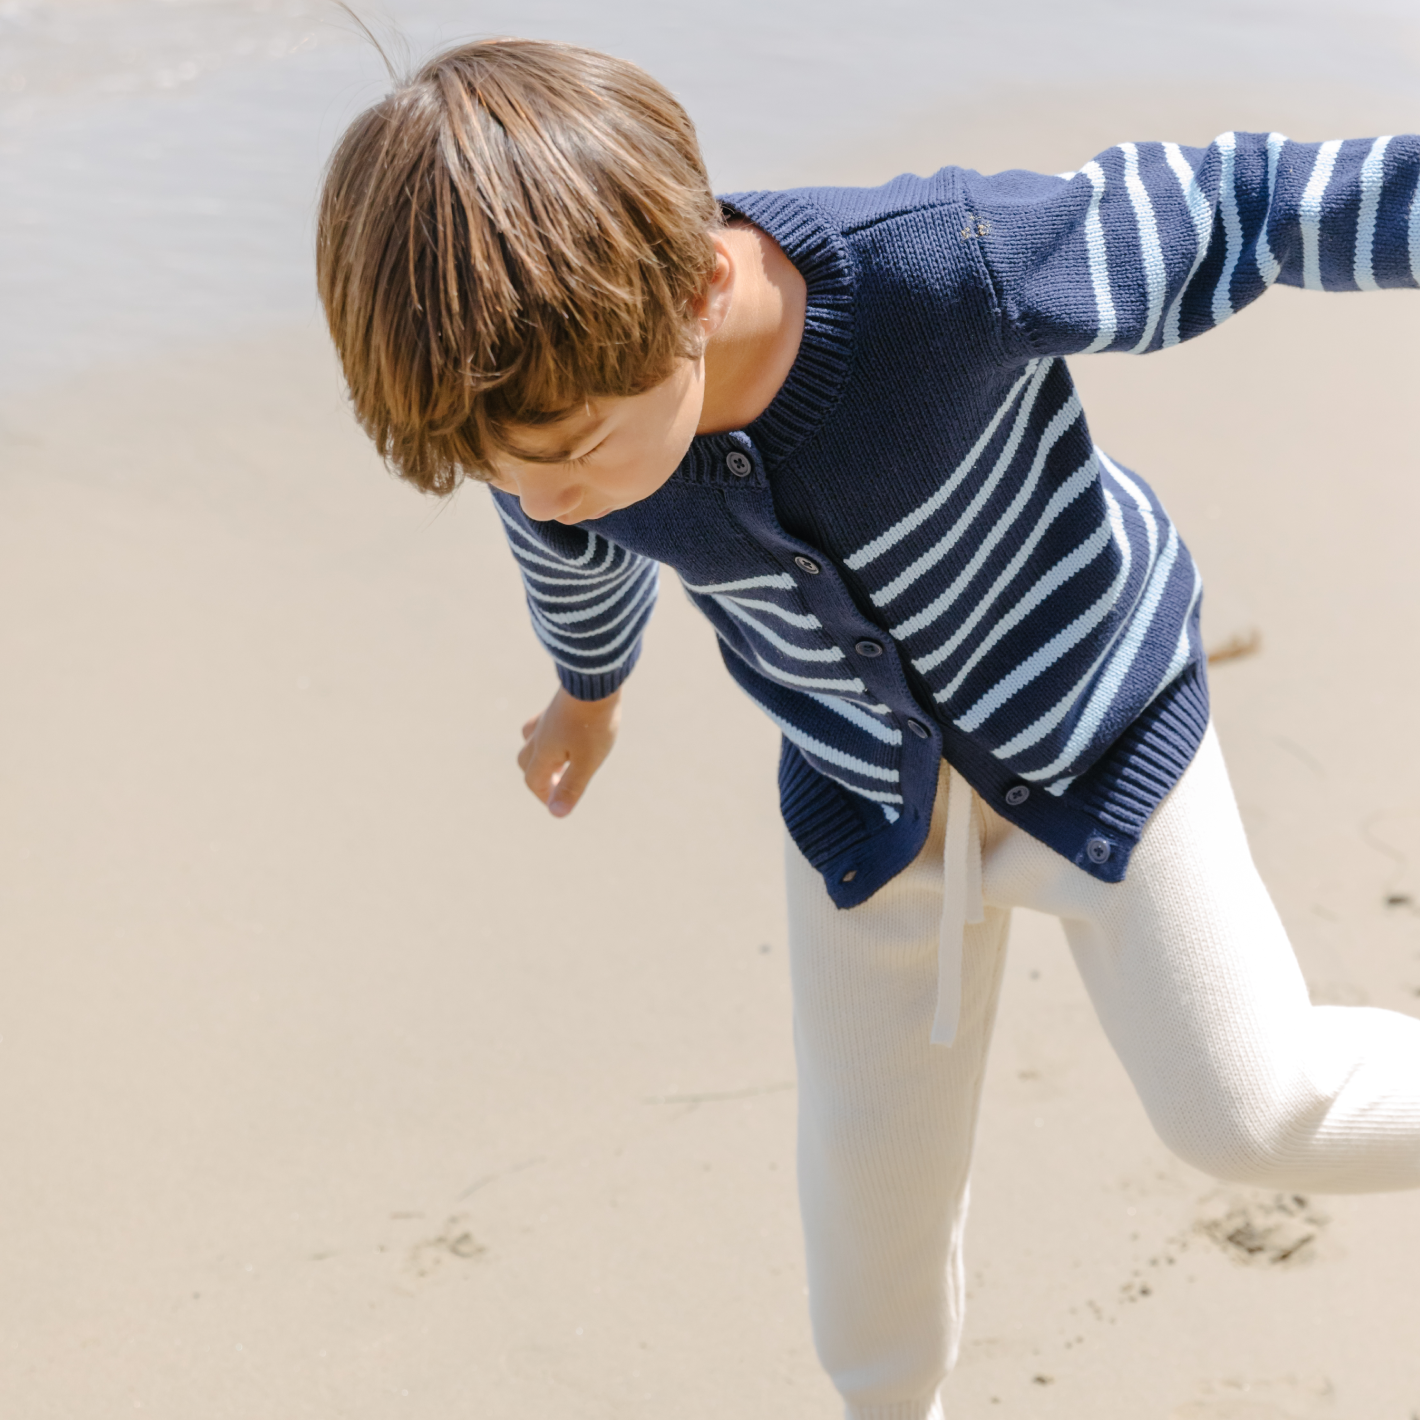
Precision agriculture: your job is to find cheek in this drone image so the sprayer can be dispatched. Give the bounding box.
[608,433,685,496]
[652,394,702,474]
[634,435,691,496]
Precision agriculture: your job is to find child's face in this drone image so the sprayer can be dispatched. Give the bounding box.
[487,357,705,524]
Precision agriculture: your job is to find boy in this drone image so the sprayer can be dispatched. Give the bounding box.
[317,38,1420,1419]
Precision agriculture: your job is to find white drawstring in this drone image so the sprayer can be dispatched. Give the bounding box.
[930,763,984,1047]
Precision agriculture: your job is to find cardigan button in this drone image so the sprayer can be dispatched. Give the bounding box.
[794,555,821,575]
[1005,784,1030,806]
[906,719,930,739]
[854,639,884,657]
[725,451,753,477]
[1085,836,1112,865]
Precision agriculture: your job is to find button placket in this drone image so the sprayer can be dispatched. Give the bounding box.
[719,494,936,840]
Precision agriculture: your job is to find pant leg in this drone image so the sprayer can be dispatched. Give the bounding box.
[787,768,1010,1420]
[982,725,1420,1192]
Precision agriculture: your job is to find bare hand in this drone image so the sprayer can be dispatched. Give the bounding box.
[517,686,622,817]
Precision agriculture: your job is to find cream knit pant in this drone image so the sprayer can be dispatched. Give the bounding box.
[786,726,1420,1420]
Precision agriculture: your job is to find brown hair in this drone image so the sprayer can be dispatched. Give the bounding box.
[316,37,721,494]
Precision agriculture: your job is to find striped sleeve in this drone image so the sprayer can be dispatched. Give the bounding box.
[962,132,1420,358]
[492,492,659,701]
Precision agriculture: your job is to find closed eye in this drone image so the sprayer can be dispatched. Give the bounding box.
[565,439,607,469]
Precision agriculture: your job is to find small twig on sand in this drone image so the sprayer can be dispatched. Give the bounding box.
[1206,629,1262,665]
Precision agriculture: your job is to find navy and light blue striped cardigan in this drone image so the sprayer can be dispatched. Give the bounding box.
[495,132,1420,907]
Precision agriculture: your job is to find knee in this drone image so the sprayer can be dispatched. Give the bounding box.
[1144,1005,1420,1187]
[1146,1090,1323,1188]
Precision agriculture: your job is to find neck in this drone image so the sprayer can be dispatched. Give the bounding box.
[697,224,807,435]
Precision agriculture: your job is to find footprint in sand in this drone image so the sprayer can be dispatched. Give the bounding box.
[1193,1190,1329,1268]
[404,1213,487,1281]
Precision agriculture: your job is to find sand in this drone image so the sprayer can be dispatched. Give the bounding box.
[1,85,1418,1420]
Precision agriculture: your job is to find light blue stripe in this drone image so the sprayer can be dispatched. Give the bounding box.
[718,596,823,629]
[936,515,1113,698]
[961,489,1133,741]
[496,506,614,571]
[517,554,631,588]
[529,567,658,649]
[1040,560,1203,796]
[1160,141,1213,348]
[807,693,905,745]
[870,361,1056,606]
[681,572,796,594]
[912,456,1099,675]
[1255,132,1288,287]
[846,362,1042,571]
[718,598,846,662]
[1353,136,1392,291]
[1021,524,1177,784]
[1122,143,1167,353]
[1411,170,1420,283]
[1080,159,1118,353]
[1300,139,1343,291]
[521,567,636,599]
[811,769,904,806]
[887,393,1083,638]
[535,580,658,674]
[1210,133,1242,327]
[751,653,866,695]
[543,637,644,681]
[533,565,659,626]
[752,706,901,783]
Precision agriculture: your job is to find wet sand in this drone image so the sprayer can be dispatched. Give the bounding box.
[1,86,1418,1419]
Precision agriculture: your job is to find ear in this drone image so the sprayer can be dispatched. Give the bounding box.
[693,232,735,341]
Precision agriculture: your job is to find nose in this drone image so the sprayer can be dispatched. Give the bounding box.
[517,475,581,524]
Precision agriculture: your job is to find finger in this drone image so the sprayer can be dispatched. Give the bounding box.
[522,743,569,806]
[521,713,542,741]
[547,754,596,818]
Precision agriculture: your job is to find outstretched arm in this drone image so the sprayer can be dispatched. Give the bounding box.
[962,131,1420,359]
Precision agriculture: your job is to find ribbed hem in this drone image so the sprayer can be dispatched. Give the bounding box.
[779,741,870,865]
[846,1389,945,1420]
[1072,659,1211,841]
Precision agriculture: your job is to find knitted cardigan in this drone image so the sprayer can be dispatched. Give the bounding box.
[494,131,1420,908]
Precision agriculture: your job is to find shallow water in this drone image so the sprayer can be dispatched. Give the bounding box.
[1,0,1417,393]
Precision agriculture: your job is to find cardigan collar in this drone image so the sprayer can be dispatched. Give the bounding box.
[674,190,857,483]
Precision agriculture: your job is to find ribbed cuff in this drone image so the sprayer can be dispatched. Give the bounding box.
[555,641,641,702]
[846,1390,945,1420]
